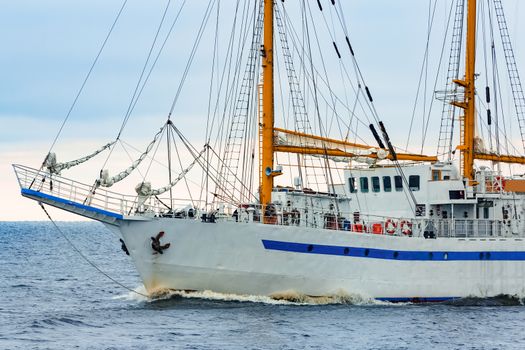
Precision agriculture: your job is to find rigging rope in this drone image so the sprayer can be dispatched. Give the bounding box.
[405,0,438,151]
[101,0,187,172]
[136,145,207,198]
[43,0,128,162]
[167,0,217,119]
[99,124,167,187]
[116,0,174,140]
[173,125,257,203]
[279,4,371,144]
[39,203,148,298]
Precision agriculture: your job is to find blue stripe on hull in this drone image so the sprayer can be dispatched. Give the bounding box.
[262,239,525,261]
[21,188,123,219]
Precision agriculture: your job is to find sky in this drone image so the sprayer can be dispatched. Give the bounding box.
[1,0,524,221]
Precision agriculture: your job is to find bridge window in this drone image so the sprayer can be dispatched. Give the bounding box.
[371,177,380,192]
[383,176,392,192]
[432,170,441,181]
[394,175,403,191]
[409,175,420,191]
[348,177,357,193]
[360,177,369,193]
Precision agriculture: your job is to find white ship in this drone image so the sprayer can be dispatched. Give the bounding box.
[14,0,525,302]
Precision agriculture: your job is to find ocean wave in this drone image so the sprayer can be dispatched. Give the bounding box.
[444,294,525,307]
[31,316,99,329]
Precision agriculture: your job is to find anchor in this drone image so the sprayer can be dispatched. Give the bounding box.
[151,231,171,254]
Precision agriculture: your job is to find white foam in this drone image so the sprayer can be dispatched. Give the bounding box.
[112,285,149,302]
[115,286,400,306]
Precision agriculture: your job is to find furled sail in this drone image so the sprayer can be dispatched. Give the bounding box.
[134,146,207,208]
[44,141,116,175]
[98,126,165,187]
[274,131,388,164]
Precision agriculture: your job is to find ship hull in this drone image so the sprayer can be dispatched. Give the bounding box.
[109,218,525,301]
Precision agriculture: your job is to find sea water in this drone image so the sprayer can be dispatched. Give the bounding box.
[1,221,525,349]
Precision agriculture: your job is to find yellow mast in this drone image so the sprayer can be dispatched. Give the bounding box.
[451,0,525,178]
[464,0,477,181]
[260,0,275,207]
[454,0,477,181]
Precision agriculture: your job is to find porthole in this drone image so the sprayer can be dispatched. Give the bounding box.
[343,247,350,255]
[429,252,434,260]
[393,251,399,259]
[443,252,448,260]
[364,249,370,256]
[307,244,313,252]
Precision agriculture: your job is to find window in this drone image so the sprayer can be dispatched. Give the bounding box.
[372,177,380,192]
[483,207,489,219]
[432,170,441,181]
[409,175,420,191]
[383,176,392,192]
[394,175,403,191]
[449,190,464,199]
[360,177,369,193]
[348,177,357,193]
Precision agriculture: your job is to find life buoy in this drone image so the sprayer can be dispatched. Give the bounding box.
[493,176,506,192]
[400,220,412,236]
[385,219,397,235]
[493,176,502,191]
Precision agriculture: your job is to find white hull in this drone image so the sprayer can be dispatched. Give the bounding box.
[110,218,525,301]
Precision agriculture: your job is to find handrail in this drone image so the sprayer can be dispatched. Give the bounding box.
[13,164,521,238]
[13,164,203,217]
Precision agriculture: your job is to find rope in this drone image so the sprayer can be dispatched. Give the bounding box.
[44,0,128,159]
[39,203,148,298]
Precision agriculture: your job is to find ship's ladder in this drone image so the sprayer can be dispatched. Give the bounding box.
[493,0,525,154]
[274,5,326,192]
[218,1,265,203]
[437,0,465,160]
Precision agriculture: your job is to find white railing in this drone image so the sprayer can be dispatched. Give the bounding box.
[204,204,518,238]
[13,164,202,217]
[14,164,135,215]
[426,219,505,238]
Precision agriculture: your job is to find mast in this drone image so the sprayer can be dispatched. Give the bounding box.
[260,0,274,207]
[453,0,525,174]
[463,0,477,181]
[454,0,477,181]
